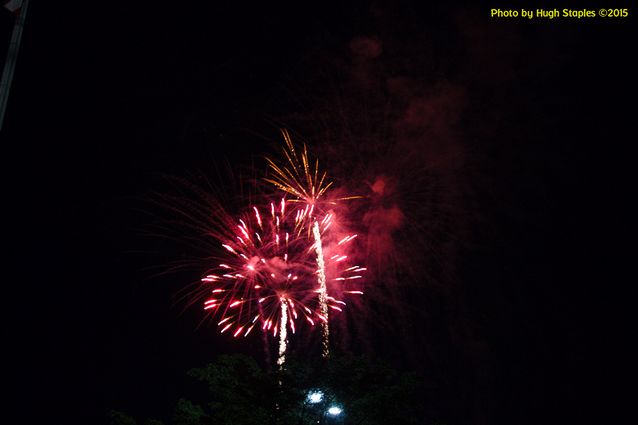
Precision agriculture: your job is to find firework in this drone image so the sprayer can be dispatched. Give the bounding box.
[197,196,363,364]
[265,129,334,207]
[200,201,315,338]
[265,130,364,357]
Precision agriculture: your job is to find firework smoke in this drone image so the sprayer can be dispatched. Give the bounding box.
[262,8,473,365]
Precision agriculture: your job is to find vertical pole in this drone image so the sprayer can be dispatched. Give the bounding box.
[0,0,30,133]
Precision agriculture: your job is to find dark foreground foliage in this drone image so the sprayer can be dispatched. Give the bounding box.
[109,353,443,425]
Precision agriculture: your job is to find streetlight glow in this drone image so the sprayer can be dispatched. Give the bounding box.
[307,391,323,404]
[327,406,342,416]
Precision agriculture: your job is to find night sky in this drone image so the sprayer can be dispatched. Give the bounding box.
[3,2,633,424]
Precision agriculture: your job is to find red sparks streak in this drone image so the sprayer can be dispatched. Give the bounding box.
[253,206,262,228]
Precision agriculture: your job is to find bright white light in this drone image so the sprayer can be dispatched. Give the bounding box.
[327,406,342,416]
[307,391,323,404]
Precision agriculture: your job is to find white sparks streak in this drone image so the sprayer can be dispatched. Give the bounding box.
[313,219,330,358]
[277,300,288,367]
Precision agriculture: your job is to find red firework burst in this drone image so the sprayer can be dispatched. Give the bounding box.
[199,199,362,339]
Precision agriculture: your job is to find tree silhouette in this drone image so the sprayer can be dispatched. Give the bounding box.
[110,353,443,425]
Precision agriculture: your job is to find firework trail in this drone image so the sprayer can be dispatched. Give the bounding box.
[265,129,362,357]
[277,299,288,367]
[311,220,329,356]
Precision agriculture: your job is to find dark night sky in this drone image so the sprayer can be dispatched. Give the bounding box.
[2,1,634,424]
